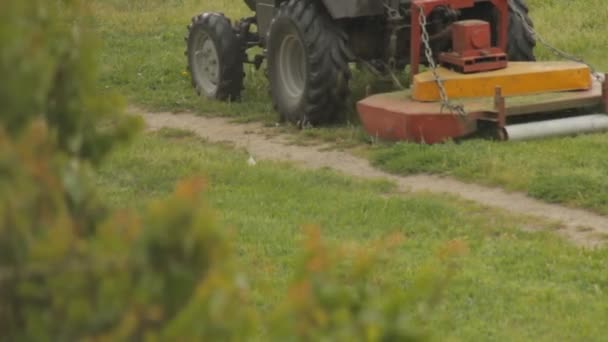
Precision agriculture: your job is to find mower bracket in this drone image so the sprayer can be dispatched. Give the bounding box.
[410,0,509,83]
[603,73,608,113]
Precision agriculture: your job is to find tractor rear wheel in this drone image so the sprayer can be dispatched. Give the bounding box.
[186,13,244,101]
[506,0,536,61]
[266,0,351,126]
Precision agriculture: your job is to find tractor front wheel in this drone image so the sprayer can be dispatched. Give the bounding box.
[266,0,351,126]
[186,13,244,101]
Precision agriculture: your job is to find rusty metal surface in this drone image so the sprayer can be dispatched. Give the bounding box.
[357,81,604,144]
[451,20,492,51]
[494,87,506,129]
[357,91,478,143]
[439,20,508,73]
[603,73,608,113]
[410,0,509,83]
[440,51,508,73]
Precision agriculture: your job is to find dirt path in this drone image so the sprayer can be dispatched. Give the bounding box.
[137,109,608,248]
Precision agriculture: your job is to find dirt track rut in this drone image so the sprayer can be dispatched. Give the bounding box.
[137,110,608,248]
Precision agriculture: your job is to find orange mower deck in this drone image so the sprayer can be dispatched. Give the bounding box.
[412,62,592,101]
[357,63,608,144]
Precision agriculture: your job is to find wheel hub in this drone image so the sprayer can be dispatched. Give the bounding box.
[193,32,220,95]
[278,34,306,100]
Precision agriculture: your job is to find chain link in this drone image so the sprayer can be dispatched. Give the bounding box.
[507,1,603,83]
[417,5,467,117]
[415,2,603,118]
[413,3,601,118]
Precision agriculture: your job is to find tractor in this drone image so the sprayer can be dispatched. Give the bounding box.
[187,1,607,142]
[186,0,534,124]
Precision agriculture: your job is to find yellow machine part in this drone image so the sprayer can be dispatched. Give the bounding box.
[412,61,592,102]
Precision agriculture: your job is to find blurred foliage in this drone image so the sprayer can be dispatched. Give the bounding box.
[0,0,140,164]
[0,124,459,340]
[270,228,466,342]
[0,124,254,340]
[0,132,458,339]
[0,0,459,341]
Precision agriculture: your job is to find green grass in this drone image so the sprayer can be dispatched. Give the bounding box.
[92,0,608,214]
[92,0,282,122]
[530,0,607,67]
[91,2,608,339]
[97,131,608,341]
[91,0,407,124]
[371,133,608,215]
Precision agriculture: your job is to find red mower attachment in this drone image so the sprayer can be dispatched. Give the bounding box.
[439,20,508,73]
[358,73,607,144]
[357,0,608,143]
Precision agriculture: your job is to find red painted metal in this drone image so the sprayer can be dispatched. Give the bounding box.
[362,0,603,144]
[452,20,491,51]
[494,87,506,129]
[410,0,509,82]
[439,20,507,73]
[440,50,507,73]
[357,94,478,144]
[357,83,604,144]
[493,86,507,140]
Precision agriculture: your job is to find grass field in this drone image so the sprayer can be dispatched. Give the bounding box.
[91,0,608,214]
[90,2,608,338]
[372,134,608,215]
[97,130,608,341]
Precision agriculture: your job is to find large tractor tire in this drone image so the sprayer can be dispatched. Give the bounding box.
[266,0,352,126]
[186,13,244,101]
[506,0,536,61]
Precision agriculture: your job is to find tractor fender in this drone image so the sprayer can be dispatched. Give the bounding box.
[321,0,384,19]
[256,0,384,38]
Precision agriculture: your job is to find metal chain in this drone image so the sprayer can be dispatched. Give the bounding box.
[417,5,467,117]
[508,1,603,83]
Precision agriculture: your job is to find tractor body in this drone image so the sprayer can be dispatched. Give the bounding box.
[250,0,529,76]
[186,0,607,143]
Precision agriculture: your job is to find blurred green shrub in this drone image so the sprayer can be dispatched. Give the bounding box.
[0,124,254,340]
[0,0,140,164]
[269,228,464,342]
[0,0,460,341]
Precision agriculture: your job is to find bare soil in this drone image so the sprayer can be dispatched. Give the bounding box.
[136,109,608,248]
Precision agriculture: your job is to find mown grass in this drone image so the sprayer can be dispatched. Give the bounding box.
[367,0,608,214]
[372,133,608,215]
[92,0,608,213]
[368,0,608,214]
[97,130,608,341]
